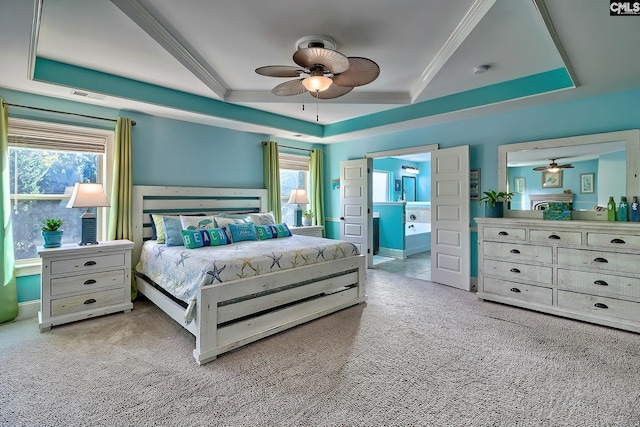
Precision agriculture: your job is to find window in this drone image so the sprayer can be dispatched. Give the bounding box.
[8,118,114,262]
[372,170,390,202]
[279,153,310,226]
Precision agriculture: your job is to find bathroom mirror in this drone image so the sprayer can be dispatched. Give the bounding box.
[498,129,640,220]
[402,176,416,202]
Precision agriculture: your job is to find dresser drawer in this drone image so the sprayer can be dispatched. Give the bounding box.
[530,229,581,245]
[587,232,640,250]
[50,253,125,275]
[482,226,526,241]
[557,269,640,299]
[483,241,552,263]
[483,278,552,305]
[483,259,552,283]
[557,290,640,323]
[50,270,125,296]
[51,288,126,317]
[557,248,639,274]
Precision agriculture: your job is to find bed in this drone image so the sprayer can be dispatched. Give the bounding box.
[132,186,367,364]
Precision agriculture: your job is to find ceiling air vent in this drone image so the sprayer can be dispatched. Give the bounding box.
[70,89,106,101]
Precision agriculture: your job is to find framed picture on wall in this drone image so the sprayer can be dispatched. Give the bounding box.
[394,179,402,192]
[542,170,563,188]
[514,177,525,194]
[470,168,481,200]
[580,173,595,193]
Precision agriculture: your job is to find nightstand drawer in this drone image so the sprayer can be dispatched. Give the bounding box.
[51,288,125,317]
[51,253,125,275]
[51,270,125,296]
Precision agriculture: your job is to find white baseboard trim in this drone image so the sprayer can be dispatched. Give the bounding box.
[376,247,404,258]
[16,300,39,321]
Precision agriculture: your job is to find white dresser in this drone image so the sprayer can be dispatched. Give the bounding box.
[38,240,134,331]
[290,225,324,238]
[477,218,640,333]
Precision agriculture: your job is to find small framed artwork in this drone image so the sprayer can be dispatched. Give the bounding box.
[514,177,525,194]
[470,168,481,200]
[331,178,340,190]
[580,173,595,194]
[542,170,563,188]
[394,179,402,192]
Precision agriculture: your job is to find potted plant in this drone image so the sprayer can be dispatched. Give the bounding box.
[479,190,514,218]
[40,218,64,248]
[302,210,314,226]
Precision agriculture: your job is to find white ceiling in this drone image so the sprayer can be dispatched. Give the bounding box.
[1,0,639,144]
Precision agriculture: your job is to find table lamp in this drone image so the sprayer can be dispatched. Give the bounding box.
[66,182,111,245]
[288,189,309,227]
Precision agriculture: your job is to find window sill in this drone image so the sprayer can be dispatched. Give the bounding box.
[16,259,41,277]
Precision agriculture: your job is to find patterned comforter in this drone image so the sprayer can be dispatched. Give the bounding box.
[135,235,360,304]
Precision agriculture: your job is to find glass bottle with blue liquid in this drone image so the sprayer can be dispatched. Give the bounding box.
[618,196,628,222]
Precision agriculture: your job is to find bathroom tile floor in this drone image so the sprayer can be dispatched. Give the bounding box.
[372,251,431,281]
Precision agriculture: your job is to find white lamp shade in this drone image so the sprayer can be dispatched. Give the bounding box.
[288,189,310,205]
[302,75,333,92]
[66,183,110,208]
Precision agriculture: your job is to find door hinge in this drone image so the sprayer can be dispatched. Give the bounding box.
[367,248,371,253]
[368,208,371,214]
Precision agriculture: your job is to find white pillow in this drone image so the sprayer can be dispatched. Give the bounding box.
[248,211,276,225]
[180,215,217,231]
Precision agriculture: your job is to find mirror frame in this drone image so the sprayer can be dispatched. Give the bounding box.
[498,129,640,220]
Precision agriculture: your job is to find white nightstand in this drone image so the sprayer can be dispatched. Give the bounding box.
[38,240,134,331]
[290,225,324,238]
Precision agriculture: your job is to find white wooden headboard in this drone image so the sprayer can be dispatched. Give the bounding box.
[132,186,268,264]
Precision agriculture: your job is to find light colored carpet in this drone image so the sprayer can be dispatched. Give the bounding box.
[1,269,639,426]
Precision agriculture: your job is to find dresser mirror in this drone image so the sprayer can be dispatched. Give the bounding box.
[498,129,640,220]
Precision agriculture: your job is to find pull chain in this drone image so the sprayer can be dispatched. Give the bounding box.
[315,90,319,122]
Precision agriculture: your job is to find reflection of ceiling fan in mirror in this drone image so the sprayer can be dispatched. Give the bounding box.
[255,36,380,99]
[532,159,574,173]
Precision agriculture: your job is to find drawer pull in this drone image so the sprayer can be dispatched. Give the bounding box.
[510,268,521,273]
[83,279,97,285]
[510,287,521,293]
[83,298,97,305]
[548,234,560,240]
[510,249,520,254]
[594,303,608,309]
[593,257,609,263]
[498,231,509,236]
[84,261,97,267]
[594,280,609,286]
[610,238,626,244]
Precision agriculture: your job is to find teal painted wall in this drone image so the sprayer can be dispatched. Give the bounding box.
[373,204,405,250]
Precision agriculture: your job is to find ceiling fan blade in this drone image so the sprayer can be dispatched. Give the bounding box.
[271,79,307,96]
[332,57,380,87]
[255,65,305,78]
[309,84,353,99]
[532,166,549,171]
[559,164,574,169]
[293,47,349,74]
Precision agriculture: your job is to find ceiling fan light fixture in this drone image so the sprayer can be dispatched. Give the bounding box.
[302,73,332,92]
[547,166,560,173]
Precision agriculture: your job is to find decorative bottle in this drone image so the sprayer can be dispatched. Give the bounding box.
[618,196,628,222]
[631,196,640,222]
[607,196,616,221]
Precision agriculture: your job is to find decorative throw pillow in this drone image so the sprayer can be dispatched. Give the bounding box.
[181,228,230,248]
[273,223,292,238]
[248,211,276,225]
[255,225,275,240]
[180,215,216,231]
[228,222,258,242]
[163,216,185,246]
[151,213,205,242]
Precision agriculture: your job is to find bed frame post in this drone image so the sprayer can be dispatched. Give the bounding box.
[193,287,218,364]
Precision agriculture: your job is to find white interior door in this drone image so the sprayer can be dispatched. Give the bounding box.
[340,159,372,268]
[431,145,470,291]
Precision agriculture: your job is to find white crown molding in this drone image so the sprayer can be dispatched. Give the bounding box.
[410,0,496,103]
[226,90,412,105]
[110,0,228,99]
[533,0,579,88]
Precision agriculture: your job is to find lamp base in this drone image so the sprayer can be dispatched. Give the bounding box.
[294,207,302,227]
[79,209,99,246]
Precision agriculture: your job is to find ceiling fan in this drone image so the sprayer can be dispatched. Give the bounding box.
[255,36,380,99]
[532,159,575,172]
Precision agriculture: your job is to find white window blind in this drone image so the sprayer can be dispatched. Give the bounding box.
[279,153,310,171]
[7,118,108,153]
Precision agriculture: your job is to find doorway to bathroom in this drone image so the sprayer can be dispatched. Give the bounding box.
[367,145,435,281]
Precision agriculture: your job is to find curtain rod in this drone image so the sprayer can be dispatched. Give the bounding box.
[262,141,313,153]
[2,102,137,126]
